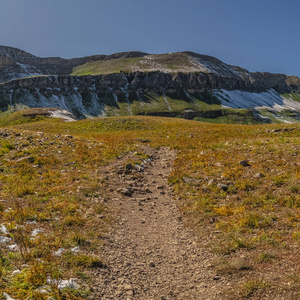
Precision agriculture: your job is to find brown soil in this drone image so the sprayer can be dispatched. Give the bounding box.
[88,146,230,299]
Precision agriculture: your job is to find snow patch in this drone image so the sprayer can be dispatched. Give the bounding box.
[49,109,77,122]
[162,90,172,112]
[215,89,300,111]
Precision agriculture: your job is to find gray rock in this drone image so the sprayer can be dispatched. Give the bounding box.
[217,183,228,191]
[117,188,133,196]
[253,172,265,178]
[3,293,15,300]
[12,270,21,276]
[125,163,134,170]
[208,178,217,186]
[16,156,35,163]
[0,236,12,243]
[239,160,251,167]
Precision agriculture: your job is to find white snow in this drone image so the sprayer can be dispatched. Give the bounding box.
[215,89,300,112]
[113,92,118,102]
[16,63,42,78]
[162,90,172,112]
[50,109,77,122]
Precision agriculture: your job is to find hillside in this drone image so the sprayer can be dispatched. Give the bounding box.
[0,46,300,123]
[0,113,299,299]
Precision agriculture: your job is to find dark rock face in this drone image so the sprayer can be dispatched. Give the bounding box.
[1,71,298,94]
[0,71,299,119]
[0,45,299,119]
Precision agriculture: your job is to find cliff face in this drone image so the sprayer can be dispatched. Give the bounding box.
[0,71,299,119]
[0,45,299,122]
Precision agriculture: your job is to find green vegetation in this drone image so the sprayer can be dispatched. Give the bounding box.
[0,111,299,298]
[282,92,300,103]
[72,52,206,75]
[0,109,48,126]
[72,57,142,75]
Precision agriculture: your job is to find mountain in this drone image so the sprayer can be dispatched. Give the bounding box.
[0,45,300,123]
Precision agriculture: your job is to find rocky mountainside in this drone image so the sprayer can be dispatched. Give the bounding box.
[0,45,300,123]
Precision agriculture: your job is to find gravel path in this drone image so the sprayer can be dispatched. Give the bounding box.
[91,147,228,299]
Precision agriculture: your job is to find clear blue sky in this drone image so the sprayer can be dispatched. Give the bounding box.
[0,0,299,76]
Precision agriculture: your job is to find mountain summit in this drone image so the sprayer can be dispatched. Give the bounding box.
[0,46,299,123]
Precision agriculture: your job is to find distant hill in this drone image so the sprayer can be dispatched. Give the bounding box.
[0,45,299,123]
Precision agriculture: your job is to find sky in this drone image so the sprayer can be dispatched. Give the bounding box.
[0,0,299,76]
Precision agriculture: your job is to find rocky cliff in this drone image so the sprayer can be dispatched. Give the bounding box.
[0,46,299,123]
[0,71,299,120]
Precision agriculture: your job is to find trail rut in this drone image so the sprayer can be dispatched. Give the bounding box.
[91,147,228,299]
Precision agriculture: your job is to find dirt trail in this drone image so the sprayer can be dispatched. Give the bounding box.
[91,147,228,299]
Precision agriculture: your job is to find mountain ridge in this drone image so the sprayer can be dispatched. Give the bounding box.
[0,45,299,123]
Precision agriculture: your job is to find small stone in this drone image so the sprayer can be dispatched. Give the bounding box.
[125,163,134,170]
[3,292,15,300]
[0,236,12,243]
[117,188,132,196]
[7,244,19,251]
[217,183,228,191]
[207,178,217,186]
[54,248,65,256]
[135,164,144,172]
[47,277,79,289]
[139,138,151,143]
[71,246,80,253]
[149,262,155,268]
[253,172,265,179]
[182,177,194,183]
[31,228,43,237]
[12,270,21,276]
[239,160,251,167]
[16,156,35,163]
[0,224,9,234]
[123,284,133,295]
[35,285,50,294]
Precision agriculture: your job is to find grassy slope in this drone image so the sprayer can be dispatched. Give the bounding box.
[71,53,200,75]
[0,114,299,298]
[102,92,262,124]
[72,57,143,75]
[282,92,300,103]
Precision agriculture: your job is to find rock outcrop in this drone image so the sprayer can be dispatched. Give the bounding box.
[0,45,299,122]
[0,71,299,119]
[0,46,148,83]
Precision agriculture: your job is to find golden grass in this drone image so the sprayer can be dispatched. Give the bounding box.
[0,115,299,298]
